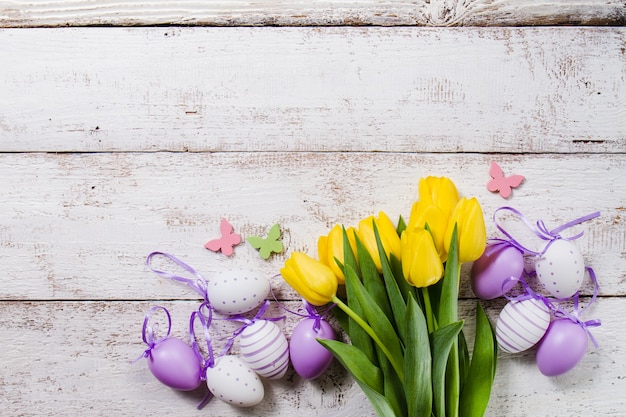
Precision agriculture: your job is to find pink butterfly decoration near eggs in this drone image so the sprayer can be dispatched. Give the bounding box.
[205,218,241,256]
[487,161,525,199]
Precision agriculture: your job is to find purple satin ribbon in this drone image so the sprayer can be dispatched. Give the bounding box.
[492,207,601,256]
[268,275,334,331]
[501,268,602,349]
[551,266,602,349]
[188,302,216,410]
[146,251,209,301]
[501,275,555,312]
[132,305,172,364]
[218,300,286,353]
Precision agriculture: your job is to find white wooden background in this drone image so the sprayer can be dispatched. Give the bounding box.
[1,2,625,416]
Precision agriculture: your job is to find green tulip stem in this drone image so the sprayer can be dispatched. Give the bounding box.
[331,295,405,383]
[421,286,435,333]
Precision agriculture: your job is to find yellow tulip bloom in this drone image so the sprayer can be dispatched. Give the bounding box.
[444,197,487,263]
[357,212,401,272]
[407,201,449,262]
[418,176,459,220]
[317,224,357,284]
[280,252,338,306]
[401,228,444,287]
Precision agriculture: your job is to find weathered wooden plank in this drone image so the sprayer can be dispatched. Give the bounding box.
[0,299,621,416]
[1,27,624,153]
[0,152,622,301]
[0,0,624,27]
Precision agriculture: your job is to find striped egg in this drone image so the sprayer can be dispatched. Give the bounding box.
[240,320,289,379]
[495,298,551,353]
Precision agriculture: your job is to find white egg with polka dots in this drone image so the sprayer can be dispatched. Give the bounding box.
[535,239,585,299]
[205,355,264,407]
[209,269,270,315]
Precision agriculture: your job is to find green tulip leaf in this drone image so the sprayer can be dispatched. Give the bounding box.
[459,303,497,417]
[396,214,407,236]
[404,293,432,417]
[372,222,408,343]
[379,354,407,417]
[354,233,394,324]
[318,339,384,395]
[431,319,464,417]
[458,328,470,394]
[341,228,378,365]
[439,225,461,417]
[344,264,405,382]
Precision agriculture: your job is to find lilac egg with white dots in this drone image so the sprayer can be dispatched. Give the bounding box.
[209,269,270,315]
[535,240,585,299]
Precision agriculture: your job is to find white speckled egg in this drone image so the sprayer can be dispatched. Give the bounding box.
[240,320,289,379]
[495,298,551,353]
[535,239,585,299]
[208,269,270,315]
[205,355,264,407]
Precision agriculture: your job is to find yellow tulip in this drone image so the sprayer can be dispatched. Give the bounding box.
[407,201,449,262]
[444,197,487,263]
[357,212,401,272]
[401,228,444,287]
[317,224,357,284]
[418,176,459,219]
[280,252,338,306]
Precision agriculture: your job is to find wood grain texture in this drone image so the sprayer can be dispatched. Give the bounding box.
[1,27,625,154]
[2,21,626,417]
[0,152,623,301]
[0,0,625,27]
[0,299,622,416]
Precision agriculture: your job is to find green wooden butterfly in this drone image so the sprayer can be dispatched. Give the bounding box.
[246,223,284,259]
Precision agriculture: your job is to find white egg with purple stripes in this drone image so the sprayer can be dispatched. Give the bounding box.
[495,298,551,353]
[239,320,290,379]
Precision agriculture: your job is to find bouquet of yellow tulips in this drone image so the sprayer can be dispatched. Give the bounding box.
[281,177,497,417]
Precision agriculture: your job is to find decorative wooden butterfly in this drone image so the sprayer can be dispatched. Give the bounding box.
[487,161,525,199]
[247,223,284,259]
[204,218,241,256]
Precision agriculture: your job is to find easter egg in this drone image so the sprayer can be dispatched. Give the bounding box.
[240,320,290,379]
[290,318,336,380]
[535,239,585,299]
[495,298,551,353]
[536,318,588,376]
[205,355,265,407]
[208,269,270,315]
[471,244,524,300]
[147,337,202,390]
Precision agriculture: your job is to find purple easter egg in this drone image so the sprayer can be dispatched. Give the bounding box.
[147,337,203,390]
[289,318,336,380]
[471,244,524,300]
[536,319,588,376]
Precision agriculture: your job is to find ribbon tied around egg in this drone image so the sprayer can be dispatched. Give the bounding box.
[474,207,603,376]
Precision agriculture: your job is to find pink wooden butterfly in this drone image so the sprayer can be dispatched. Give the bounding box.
[204,218,241,256]
[487,161,525,199]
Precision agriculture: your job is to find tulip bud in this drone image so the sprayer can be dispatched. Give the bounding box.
[444,197,487,263]
[317,225,357,284]
[407,201,449,263]
[400,228,444,287]
[357,212,401,272]
[418,176,459,220]
[280,252,338,306]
